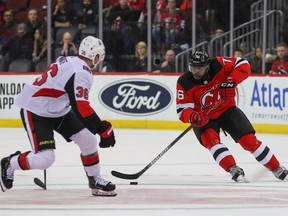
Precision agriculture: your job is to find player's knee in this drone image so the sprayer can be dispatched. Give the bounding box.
[238,133,262,152]
[200,128,221,149]
[30,149,55,169]
[70,128,97,154]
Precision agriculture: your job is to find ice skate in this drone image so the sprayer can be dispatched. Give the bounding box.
[87,175,117,196]
[0,151,21,192]
[273,166,288,181]
[229,165,249,183]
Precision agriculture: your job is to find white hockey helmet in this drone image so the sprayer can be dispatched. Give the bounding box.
[79,36,105,66]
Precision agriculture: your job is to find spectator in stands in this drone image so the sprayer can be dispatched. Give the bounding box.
[0,23,33,71]
[25,9,43,41]
[239,41,249,56]
[265,53,276,73]
[250,46,263,74]
[55,31,78,58]
[213,28,224,38]
[74,0,97,31]
[136,0,158,43]
[153,49,177,73]
[53,0,73,27]
[32,27,49,68]
[233,48,244,58]
[0,10,16,46]
[104,0,138,54]
[269,42,288,75]
[52,0,74,38]
[210,27,225,57]
[129,0,145,10]
[0,1,6,25]
[179,0,192,10]
[152,0,184,54]
[129,41,148,72]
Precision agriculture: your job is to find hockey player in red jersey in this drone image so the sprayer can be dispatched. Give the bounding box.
[0,36,117,196]
[176,51,288,182]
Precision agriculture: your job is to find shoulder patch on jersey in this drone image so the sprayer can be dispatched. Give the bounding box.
[57,56,68,65]
[83,65,92,74]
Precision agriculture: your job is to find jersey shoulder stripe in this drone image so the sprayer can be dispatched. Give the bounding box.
[177,72,197,91]
[208,58,224,79]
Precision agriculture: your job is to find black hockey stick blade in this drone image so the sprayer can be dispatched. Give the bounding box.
[111,124,194,180]
[111,170,140,180]
[34,177,46,190]
[34,170,47,190]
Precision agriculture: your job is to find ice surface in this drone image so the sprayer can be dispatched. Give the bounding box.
[0,128,288,215]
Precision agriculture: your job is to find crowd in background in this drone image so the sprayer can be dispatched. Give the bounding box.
[0,0,287,74]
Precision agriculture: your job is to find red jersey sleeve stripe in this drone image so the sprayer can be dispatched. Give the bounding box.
[76,100,95,118]
[32,88,66,98]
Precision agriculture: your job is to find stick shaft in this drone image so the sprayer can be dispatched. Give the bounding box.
[111,124,193,179]
[111,100,221,180]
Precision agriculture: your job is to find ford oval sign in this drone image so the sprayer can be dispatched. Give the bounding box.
[99,79,173,116]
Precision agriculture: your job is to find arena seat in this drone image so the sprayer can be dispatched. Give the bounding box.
[35,59,48,72]
[6,0,29,11]
[8,58,32,72]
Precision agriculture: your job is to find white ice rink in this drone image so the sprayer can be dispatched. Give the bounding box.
[0,127,288,216]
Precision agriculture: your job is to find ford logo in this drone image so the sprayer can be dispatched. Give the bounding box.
[99,79,173,116]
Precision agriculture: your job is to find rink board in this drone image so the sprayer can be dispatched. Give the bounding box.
[0,73,287,133]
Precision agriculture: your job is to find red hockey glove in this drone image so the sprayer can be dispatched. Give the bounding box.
[98,121,115,148]
[219,77,236,101]
[190,111,209,127]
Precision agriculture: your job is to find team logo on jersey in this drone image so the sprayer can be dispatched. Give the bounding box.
[200,85,221,110]
[99,79,173,116]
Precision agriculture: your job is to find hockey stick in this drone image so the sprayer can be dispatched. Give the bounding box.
[34,169,47,190]
[111,124,193,180]
[111,100,221,180]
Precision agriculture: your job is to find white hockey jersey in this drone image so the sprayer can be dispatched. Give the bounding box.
[15,56,93,118]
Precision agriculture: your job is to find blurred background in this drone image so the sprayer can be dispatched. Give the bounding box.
[0,0,287,73]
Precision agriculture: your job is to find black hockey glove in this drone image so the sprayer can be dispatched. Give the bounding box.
[98,121,115,148]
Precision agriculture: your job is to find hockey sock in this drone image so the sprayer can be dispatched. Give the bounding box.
[252,144,280,171]
[210,144,236,172]
[81,152,100,176]
[201,129,236,172]
[70,128,98,155]
[10,150,55,170]
[238,133,280,171]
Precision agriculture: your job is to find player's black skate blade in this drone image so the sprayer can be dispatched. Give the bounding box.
[91,189,117,196]
[229,165,249,183]
[273,166,288,181]
[87,175,116,196]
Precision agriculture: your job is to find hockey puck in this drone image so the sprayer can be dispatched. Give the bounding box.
[130,181,138,185]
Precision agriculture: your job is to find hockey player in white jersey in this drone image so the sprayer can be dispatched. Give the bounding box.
[0,36,117,196]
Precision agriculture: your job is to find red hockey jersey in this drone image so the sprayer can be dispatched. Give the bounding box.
[176,56,251,123]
